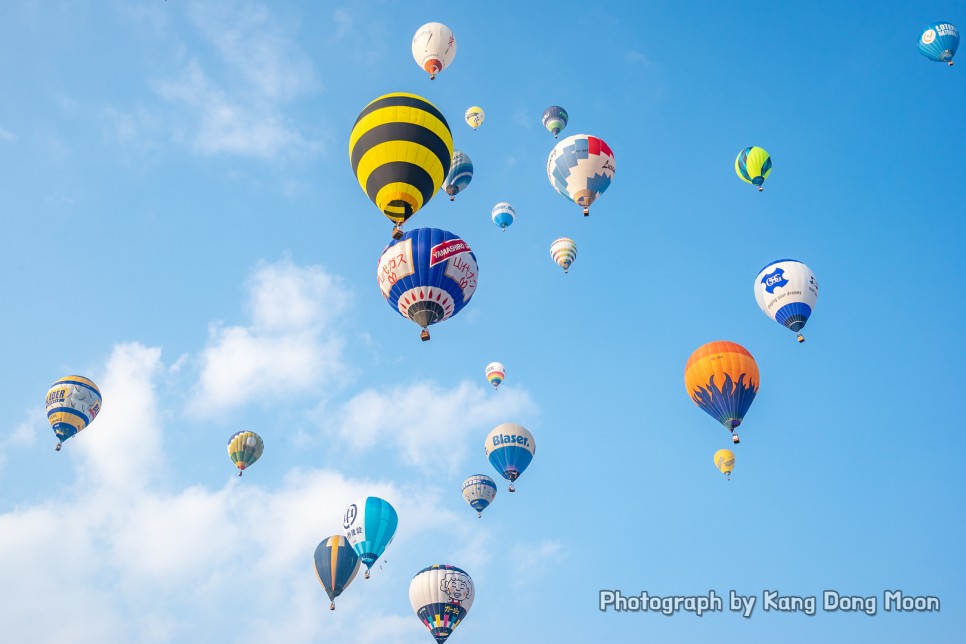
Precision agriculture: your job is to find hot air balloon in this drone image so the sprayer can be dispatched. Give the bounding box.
[349,92,453,239]
[919,22,959,65]
[442,151,473,201]
[714,449,736,480]
[547,134,615,215]
[735,146,772,192]
[227,430,264,476]
[542,105,569,138]
[754,259,819,343]
[462,474,497,518]
[491,202,514,231]
[412,22,457,79]
[464,106,484,130]
[550,237,577,273]
[485,422,535,492]
[343,496,398,579]
[46,375,102,451]
[684,341,759,444]
[377,227,478,341]
[484,362,505,389]
[314,535,361,610]
[410,564,475,644]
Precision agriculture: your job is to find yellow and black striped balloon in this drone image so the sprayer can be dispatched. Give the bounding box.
[349,93,453,230]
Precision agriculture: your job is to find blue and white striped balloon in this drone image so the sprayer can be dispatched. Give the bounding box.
[484,423,535,492]
[461,474,497,517]
[491,202,515,230]
[754,259,819,343]
[442,150,473,201]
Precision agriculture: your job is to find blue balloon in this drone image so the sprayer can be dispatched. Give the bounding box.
[377,228,479,341]
[542,105,569,138]
[484,423,535,492]
[343,496,398,578]
[919,22,959,65]
[442,151,473,201]
[314,535,361,610]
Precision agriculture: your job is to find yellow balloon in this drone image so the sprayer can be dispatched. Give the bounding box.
[714,449,735,479]
[464,106,484,130]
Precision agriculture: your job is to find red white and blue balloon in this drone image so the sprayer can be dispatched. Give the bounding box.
[547,134,615,215]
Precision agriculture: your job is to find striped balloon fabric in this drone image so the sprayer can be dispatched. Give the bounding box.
[227,430,264,476]
[349,93,453,238]
[735,146,772,191]
[550,237,577,273]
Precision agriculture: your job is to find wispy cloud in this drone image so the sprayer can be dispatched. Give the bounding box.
[625,49,653,67]
[0,126,15,142]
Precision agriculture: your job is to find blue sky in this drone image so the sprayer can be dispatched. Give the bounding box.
[1,1,964,642]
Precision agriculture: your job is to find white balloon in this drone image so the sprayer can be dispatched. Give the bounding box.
[753,259,818,341]
[412,22,457,79]
[409,564,475,644]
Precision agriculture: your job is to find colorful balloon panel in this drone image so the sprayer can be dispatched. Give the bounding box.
[464,106,484,130]
[542,105,569,138]
[46,375,102,447]
[546,134,615,214]
[314,535,361,608]
[714,449,736,479]
[735,146,772,191]
[485,362,505,388]
[377,228,478,337]
[919,22,959,64]
[442,151,473,201]
[684,341,759,432]
[462,474,497,516]
[491,202,515,230]
[754,259,818,339]
[550,237,577,273]
[343,496,398,573]
[409,564,475,644]
[484,423,535,489]
[227,430,264,475]
[412,22,457,79]
[349,93,453,230]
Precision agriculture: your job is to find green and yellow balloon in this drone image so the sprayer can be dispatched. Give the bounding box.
[227,430,264,476]
[735,146,772,192]
[349,92,453,239]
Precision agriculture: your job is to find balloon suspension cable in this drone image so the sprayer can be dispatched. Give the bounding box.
[55,443,62,452]
[329,602,335,611]
[365,569,371,580]
[797,333,805,343]
[420,329,430,342]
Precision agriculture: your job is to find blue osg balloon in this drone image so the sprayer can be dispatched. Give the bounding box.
[919,21,959,65]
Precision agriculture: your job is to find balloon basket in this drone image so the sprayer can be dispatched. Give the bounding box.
[55,443,62,452]
[238,471,243,476]
[797,334,805,343]
[583,207,589,216]
[508,485,516,493]
[450,196,454,202]
[365,570,371,580]
[420,329,431,342]
[758,187,764,192]
[732,433,740,445]
[477,512,482,518]
[392,227,404,240]
[330,603,335,611]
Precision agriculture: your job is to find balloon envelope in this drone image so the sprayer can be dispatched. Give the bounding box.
[484,362,505,388]
[542,105,569,138]
[462,474,497,516]
[349,93,453,234]
[343,496,398,574]
[491,202,514,230]
[550,237,577,273]
[227,430,264,474]
[377,228,478,339]
[754,259,818,340]
[684,341,759,435]
[546,134,615,214]
[714,449,736,478]
[735,146,772,190]
[412,22,457,78]
[919,22,959,64]
[410,564,475,644]
[314,535,361,608]
[442,151,473,200]
[484,423,535,489]
[46,376,102,448]
[464,106,484,130]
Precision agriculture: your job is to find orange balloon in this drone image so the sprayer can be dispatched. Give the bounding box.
[684,341,759,438]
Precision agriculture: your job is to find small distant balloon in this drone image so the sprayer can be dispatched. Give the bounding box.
[412,22,457,79]
[550,237,577,273]
[462,474,497,517]
[227,430,264,476]
[46,376,102,451]
[919,21,959,65]
[485,362,505,389]
[542,105,569,138]
[714,449,736,480]
[735,146,772,192]
[491,202,515,231]
[464,106,485,130]
[442,151,473,201]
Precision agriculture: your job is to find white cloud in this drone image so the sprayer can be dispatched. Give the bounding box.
[0,126,15,142]
[328,381,536,474]
[509,539,566,589]
[189,257,350,417]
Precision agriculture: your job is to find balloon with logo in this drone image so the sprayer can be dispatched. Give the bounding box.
[462,474,497,518]
[547,134,615,215]
[349,92,454,239]
[377,227,478,342]
[410,564,475,644]
[684,341,760,445]
[484,361,505,389]
[550,237,577,273]
[464,106,484,130]
[714,449,736,480]
[754,259,819,343]
[46,376,102,451]
[412,22,457,79]
[227,430,264,476]
[919,22,959,65]
[314,535,361,610]
[491,202,515,231]
[484,423,535,492]
[542,105,569,138]
[343,496,398,579]
[735,146,772,192]
[442,151,473,201]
